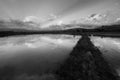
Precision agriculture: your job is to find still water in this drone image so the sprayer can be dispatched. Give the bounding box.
[0,35,80,74]
[0,35,120,75]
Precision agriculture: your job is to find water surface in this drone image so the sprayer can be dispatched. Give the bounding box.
[0,35,120,75]
[0,35,80,74]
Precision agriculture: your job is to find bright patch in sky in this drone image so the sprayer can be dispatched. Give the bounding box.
[23,16,39,22]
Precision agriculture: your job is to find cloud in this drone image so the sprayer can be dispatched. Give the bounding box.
[23,16,40,23]
[57,20,63,25]
[46,13,60,22]
[74,13,108,25]
[86,13,106,21]
[69,13,107,25]
[116,18,120,22]
[112,18,120,25]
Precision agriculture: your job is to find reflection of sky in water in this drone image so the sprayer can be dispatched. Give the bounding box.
[0,35,80,72]
[0,36,73,55]
[0,35,120,75]
[91,36,120,75]
[0,35,80,56]
[0,35,80,49]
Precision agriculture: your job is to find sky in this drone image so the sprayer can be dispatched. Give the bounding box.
[0,0,120,26]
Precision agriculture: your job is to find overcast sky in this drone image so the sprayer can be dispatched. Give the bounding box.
[0,0,120,25]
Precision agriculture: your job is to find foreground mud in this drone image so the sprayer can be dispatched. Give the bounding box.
[56,35,119,80]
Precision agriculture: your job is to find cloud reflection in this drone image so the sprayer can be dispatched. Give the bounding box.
[0,35,80,55]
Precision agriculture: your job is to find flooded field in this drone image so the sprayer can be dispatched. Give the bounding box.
[0,35,80,74]
[0,35,120,78]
